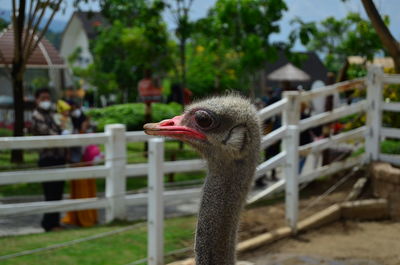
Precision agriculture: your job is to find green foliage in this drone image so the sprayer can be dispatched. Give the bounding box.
[0,128,12,137]
[70,1,171,103]
[291,13,386,73]
[0,17,9,31]
[383,84,400,128]
[86,102,182,132]
[381,140,400,155]
[187,0,288,96]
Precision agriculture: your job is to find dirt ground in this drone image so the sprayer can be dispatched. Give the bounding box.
[240,221,400,265]
[234,172,400,265]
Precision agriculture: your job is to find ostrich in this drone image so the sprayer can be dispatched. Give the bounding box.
[144,95,261,265]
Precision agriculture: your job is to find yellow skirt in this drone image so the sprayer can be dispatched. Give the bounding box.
[62,179,98,227]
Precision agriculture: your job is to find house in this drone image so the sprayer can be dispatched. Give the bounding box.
[60,11,107,88]
[0,26,66,126]
[0,26,66,97]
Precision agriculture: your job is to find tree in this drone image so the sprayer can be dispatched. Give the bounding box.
[291,13,385,78]
[0,17,9,30]
[0,1,88,163]
[192,0,288,98]
[83,0,171,102]
[359,0,400,73]
[166,0,195,91]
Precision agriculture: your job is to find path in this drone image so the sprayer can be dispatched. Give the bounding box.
[0,194,200,236]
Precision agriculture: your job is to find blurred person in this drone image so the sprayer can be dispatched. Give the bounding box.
[32,88,66,232]
[62,100,99,227]
[62,145,101,227]
[54,100,73,135]
[69,100,89,134]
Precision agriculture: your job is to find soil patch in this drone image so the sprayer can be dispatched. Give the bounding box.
[240,221,400,265]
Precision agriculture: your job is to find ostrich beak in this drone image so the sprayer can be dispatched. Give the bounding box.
[144,115,206,140]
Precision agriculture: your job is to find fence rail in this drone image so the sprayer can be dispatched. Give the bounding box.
[0,66,398,264]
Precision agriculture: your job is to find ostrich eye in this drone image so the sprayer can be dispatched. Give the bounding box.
[194,110,213,128]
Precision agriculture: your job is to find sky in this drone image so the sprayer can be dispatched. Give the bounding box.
[1,0,399,51]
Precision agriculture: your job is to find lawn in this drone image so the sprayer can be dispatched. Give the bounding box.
[0,140,204,197]
[0,216,197,265]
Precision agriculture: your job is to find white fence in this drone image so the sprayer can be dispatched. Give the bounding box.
[0,66,399,264]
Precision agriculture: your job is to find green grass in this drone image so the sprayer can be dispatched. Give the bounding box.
[0,216,197,265]
[0,141,203,197]
[381,139,400,154]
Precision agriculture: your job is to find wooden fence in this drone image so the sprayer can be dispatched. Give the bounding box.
[0,66,399,264]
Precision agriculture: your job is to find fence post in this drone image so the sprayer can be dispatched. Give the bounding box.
[366,66,384,162]
[105,124,127,222]
[148,138,165,265]
[282,91,300,233]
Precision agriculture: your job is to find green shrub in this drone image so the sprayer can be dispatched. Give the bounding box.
[86,102,182,132]
[0,128,12,137]
[381,140,400,155]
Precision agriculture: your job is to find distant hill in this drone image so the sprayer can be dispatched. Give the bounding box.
[0,9,67,33]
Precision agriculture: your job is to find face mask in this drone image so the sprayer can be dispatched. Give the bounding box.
[39,101,51,110]
[71,109,82,118]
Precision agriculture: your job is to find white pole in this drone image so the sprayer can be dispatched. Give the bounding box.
[366,66,384,161]
[105,124,127,222]
[148,138,164,265]
[282,91,300,233]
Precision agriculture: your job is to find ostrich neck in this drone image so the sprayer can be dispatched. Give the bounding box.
[195,155,256,265]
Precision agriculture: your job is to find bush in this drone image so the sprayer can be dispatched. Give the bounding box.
[0,128,12,137]
[86,102,182,132]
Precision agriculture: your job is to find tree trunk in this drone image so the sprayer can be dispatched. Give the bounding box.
[179,39,186,92]
[361,0,400,73]
[11,63,25,163]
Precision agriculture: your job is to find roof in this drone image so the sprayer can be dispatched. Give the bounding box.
[0,26,65,68]
[264,51,328,89]
[348,56,394,69]
[267,63,310,81]
[75,11,108,40]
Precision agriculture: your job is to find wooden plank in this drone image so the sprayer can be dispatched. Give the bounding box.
[0,197,108,217]
[164,159,205,174]
[148,138,165,265]
[0,133,108,150]
[341,199,389,220]
[125,159,205,177]
[299,100,367,132]
[125,131,155,142]
[300,78,365,102]
[0,166,109,185]
[382,102,400,112]
[254,152,286,178]
[379,154,400,166]
[237,226,292,253]
[247,179,285,204]
[381,127,400,139]
[300,155,366,184]
[105,124,127,222]
[297,204,341,231]
[124,188,201,206]
[383,74,400,84]
[299,126,365,156]
[261,126,286,150]
[258,98,287,122]
[366,66,384,161]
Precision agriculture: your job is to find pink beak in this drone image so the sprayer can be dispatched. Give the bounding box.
[144,115,206,140]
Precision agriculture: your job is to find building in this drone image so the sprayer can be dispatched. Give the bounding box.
[0,26,66,126]
[60,11,107,88]
[259,51,329,94]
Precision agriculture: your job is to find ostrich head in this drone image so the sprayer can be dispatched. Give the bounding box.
[144,94,261,265]
[144,95,261,161]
